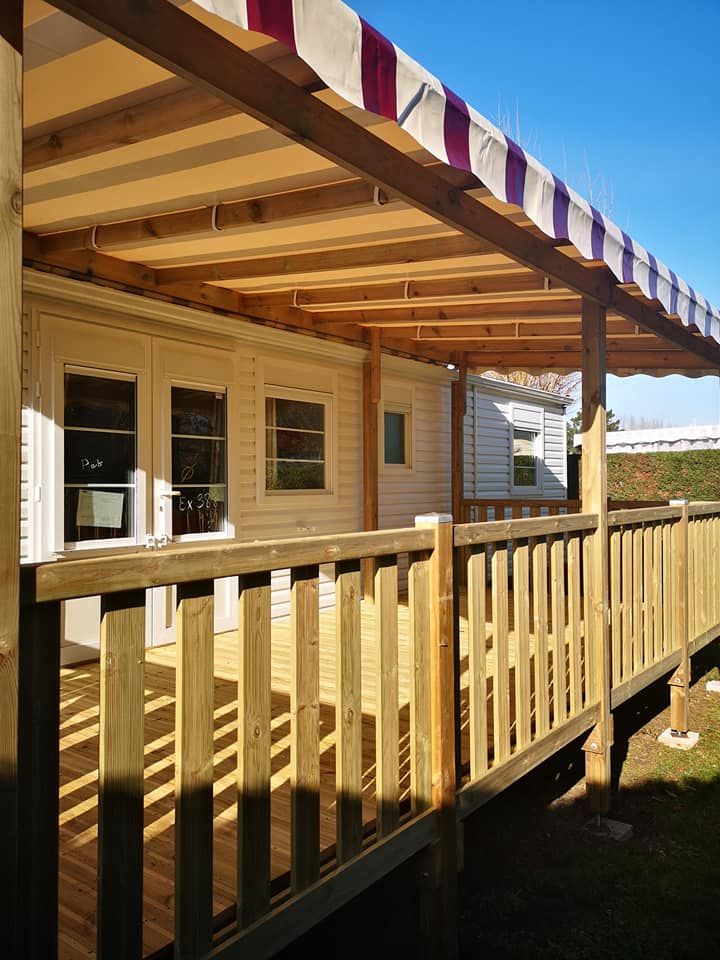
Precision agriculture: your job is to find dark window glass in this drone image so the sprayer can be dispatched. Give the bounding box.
[513,429,538,487]
[265,396,326,491]
[384,411,407,465]
[63,371,136,544]
[171,387,226,535]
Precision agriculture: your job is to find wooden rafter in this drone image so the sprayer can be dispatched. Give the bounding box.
[44,0,720,369]
[311,298,583,327]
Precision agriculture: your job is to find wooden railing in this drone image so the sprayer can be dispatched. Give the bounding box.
[462,497,666,523]
[15,503,720,958]
[452,512,600,816]
[18,525,450,960]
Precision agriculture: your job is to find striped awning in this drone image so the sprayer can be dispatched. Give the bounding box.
[194,0,720,345]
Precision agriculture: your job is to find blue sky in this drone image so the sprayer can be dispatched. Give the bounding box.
[350,0,720,425]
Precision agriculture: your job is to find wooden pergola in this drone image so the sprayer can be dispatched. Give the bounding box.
[2,1,719,956]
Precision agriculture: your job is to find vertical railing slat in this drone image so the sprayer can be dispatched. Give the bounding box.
[335,559,363,860]
[175,580,215,958]
[467,545,488,778]
[375,555,399,837]
[632,525,643,673]
[491,545,510,765]
[550,535,567,727]
[567,533,583,716]
[643,525,653,666]
[237,571,272,926]
[290,565,320,892]
[18,571,61,960]
[513,539,531,751]
[408,550,432,813]
[98,589,146,960]
[609,527,621,687]
[531,537,550,739]
[652,521,663,660]
[621,526,633,678]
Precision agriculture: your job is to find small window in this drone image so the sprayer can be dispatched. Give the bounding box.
[513,428,539,488]
[384,410,408,465]
[63,370,136,544]
[265,394,327,491]
[171,386,227,536]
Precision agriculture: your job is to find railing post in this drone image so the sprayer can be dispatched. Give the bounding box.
[580,299,613,814]
[415,513,457,958]
[362,331,381,599]
[669,500,690,734]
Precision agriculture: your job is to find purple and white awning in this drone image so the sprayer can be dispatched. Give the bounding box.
[194,0,720,345]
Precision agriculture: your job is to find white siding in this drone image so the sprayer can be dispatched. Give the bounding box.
[20,309,33,562]
[542,408,568,496]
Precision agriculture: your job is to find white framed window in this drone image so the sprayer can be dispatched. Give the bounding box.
[512,427,540,488]
[383,405,412,467]
[264,386,331,493]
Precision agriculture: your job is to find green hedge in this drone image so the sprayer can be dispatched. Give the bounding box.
[607,450,720,502]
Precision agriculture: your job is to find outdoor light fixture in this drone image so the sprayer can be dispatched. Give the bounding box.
[446,362,457,371]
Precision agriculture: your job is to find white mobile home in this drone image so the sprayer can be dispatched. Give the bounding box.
[22,271,568,664]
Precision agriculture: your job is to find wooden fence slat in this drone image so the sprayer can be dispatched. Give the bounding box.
[237,571,272,926]
[567,534,583,715]
[632,525,643,672]
[491,546,510,765]
[467,546,488,779]
[18,574,61,960]
[609,527,621,687]
[290,565,320,892]
[531,538,550,739]
[375,555,399,838]
[621,526,633,678]
[513,540,531,751]
[175,580,215,958]
[643,525,653,666]
[97,589,146,960]
[335,559,363,860]
[663,521,673,654]
[582,533,594,706]
[550,536,567,727]
[652,522,663,660]
[408,551,432,813]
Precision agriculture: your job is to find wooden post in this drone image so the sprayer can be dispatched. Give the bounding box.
[415,513,457,958]
[669,500,690,733]
[580,299,613,814]
[451,357,467,523]
[362,330,381,599]
[0,5,22,953]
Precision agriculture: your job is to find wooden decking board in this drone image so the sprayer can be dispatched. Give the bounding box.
[57,592,581,959]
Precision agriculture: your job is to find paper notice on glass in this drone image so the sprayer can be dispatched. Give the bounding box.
[209,484,225,502]
[76,489,124,529]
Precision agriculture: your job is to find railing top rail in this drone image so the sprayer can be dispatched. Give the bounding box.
[608,505,682,526]
[462,498,578,508]
[453,512,598,547]
[688,501,720,518]
[32,526,435,603]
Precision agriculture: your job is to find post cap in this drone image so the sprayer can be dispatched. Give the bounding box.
[414,512,453,525]
[669,499,688,506]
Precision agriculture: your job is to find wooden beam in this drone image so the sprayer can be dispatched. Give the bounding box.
[45,0,720,368]
[239,272,562,312]
[155,234,495,286]
[37,179,394,254]
[580,299,612,815]
[0,8,21,954]
[314,298,582,327]
[451,358,467,523]
[362,337,381,600]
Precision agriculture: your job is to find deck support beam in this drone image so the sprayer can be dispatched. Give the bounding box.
[362,331,381,599]
[0,5,22,953]
[581,299,613,814]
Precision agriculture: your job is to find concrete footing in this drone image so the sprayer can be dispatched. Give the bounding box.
[657,728,700,751]
[706,680,720,694]
[584,815,633,842]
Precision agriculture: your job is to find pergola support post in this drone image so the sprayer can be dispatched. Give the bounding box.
[0,3,23,952]
[580,299,613,814]
[450,356,467,524]
[362,330,381,600]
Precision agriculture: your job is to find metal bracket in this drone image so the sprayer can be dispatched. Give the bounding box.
[582,719,614,755]
[668,669,687,688]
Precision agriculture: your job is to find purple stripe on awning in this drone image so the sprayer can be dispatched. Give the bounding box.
[505,137,527,206]
[442,85,471,171]
[621,231,635,283]
[704,308,714,337]
[552,176,570,240]
[669,271,680,315]
[687,287,697,328]
[246,0,296,51]
[648,252,659,300]
[590,207,606,261]
[360,18,398,120]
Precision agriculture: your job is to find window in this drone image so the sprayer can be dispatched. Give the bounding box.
[171,386,227,535]
[63,370,136,544]
[265,393,327,491]
[384,410,409,465]
[513,428,539,488]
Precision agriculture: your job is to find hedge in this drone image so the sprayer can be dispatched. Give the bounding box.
[606,450,720,502]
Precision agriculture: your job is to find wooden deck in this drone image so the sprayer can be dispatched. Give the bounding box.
[58,593,542,958]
